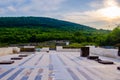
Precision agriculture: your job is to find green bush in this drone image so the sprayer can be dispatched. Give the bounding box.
[63,43,83,48]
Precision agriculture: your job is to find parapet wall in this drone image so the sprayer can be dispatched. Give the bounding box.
[0,47,20,56]
[56,46,80,52]
[0,48,13,56]
[90,47,119,58]
[57,49,80,52]
[40,47,49,52]
[9,47,20,53]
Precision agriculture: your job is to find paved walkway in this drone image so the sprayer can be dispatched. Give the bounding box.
[0,51,120,80]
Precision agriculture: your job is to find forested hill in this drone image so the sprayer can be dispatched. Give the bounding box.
[0,17,96,31]
[0,16,118,47]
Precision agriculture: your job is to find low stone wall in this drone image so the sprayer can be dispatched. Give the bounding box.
[90,47,119,58]
[0,48,13,56]
[40,47,49,52]
[9,47,20,53]
[57,49,80,52]
[56,46,80,52]
[0,47,20,56]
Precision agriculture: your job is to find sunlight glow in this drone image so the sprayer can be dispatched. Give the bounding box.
[100,6,120,19]
[99,0,120,19]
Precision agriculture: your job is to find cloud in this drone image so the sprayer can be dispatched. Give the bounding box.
[0,0,26,7]
[89,0,104,9]
[0,0,119,30]
[62,0,120,30]
[104,0,118,7]
[0,8,3,12]
[0,0,67,17]
[7,6,16,12]
[0,0,27,14]
[0,0,66,15]
[21,0,63,12]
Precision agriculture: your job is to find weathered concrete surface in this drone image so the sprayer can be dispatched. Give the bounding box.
[0,51,120,80]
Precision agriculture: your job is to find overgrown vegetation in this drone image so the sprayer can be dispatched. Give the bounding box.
[0,17,119,47]
[105,26,120,46]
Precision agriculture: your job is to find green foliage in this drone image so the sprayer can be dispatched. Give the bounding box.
[80,42,98,46]
[105,26,120,45]
[64,43,83,48]
[0,17,118,47]
[0,27,111,46]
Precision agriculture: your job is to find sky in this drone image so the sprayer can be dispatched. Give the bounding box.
[0,0,120,30]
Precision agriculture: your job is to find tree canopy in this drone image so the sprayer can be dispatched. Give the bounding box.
[0,17,119,47]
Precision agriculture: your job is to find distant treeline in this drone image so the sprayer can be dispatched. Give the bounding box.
[0,26,119,47]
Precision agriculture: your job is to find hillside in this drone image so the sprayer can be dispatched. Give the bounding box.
[0,17,113,47]
[0,17,96,31]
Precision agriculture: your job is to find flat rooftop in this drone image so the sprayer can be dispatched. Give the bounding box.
[0,51,120,80]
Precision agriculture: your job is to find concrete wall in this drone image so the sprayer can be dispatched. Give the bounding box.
[90,47,119,58]
[24,46,35,48]
[56,46,80,52]
[10,47,20,53]
[0,47,13,56]
[0,47,20,56]
[40,47,49,52]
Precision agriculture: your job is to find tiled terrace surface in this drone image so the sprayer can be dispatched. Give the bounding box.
[0,51,120,80]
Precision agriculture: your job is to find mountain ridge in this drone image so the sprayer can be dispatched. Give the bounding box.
[0,17,96,31]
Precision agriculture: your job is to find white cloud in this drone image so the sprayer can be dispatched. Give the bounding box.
[0,0,25,6]
[7,6,16,12]
[89,0,104,8]
[23,0,65,12]
[0,8,5,14]
[62,0,120,30]
[0,0,66,15]
[0,0,119,30]
[104,0,118,7]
